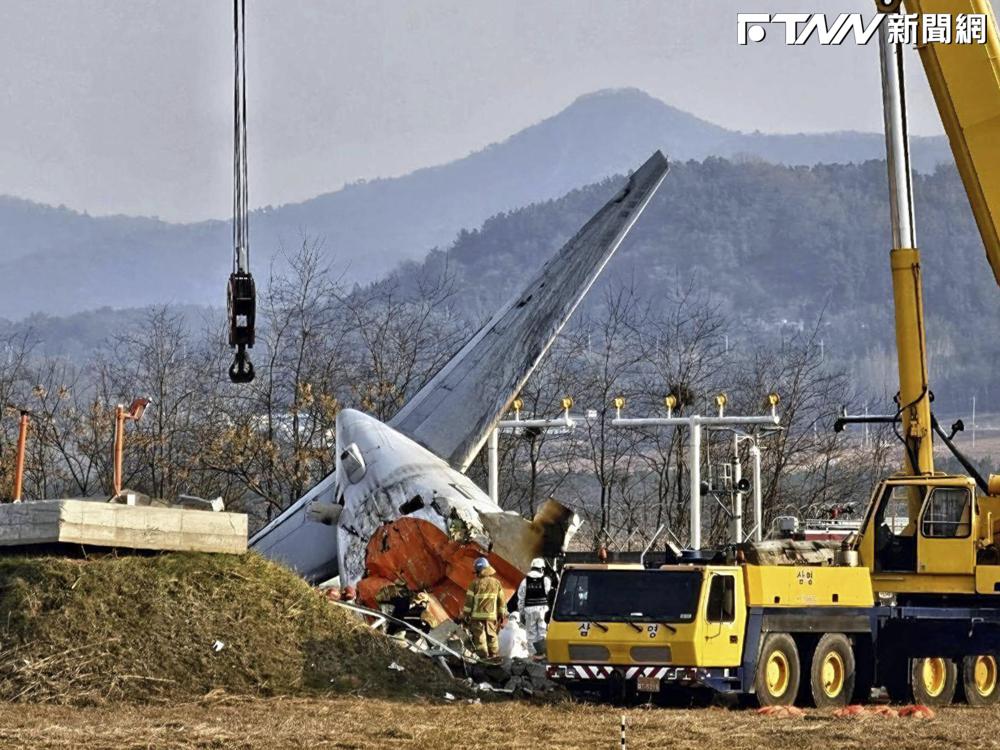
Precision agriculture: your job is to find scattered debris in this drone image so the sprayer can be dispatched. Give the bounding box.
[898,705,935,719]
[328,598,563,698]
[832,705,867,717]
[832,704,936,719]
[387,662,405,672]
[211,640,225,653]
[177,494,226,512]
[475,681,513,694]
[756,705,805,718]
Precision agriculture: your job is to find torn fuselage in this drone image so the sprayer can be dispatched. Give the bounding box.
[334,408,578,616]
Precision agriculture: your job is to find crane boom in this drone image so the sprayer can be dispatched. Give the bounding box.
[905,0,1000,284]
[877,18,934,476]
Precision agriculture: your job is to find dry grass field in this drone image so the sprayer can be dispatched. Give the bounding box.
[1,696,998,750]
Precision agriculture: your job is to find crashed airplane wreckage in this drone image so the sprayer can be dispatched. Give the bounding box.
[251,150,669,619]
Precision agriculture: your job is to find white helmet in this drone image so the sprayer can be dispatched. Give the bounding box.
[530,557,545,570]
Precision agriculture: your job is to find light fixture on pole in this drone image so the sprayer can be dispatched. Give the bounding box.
[113,397,151,497]
[487,396,581,504]
[612,393,780,550]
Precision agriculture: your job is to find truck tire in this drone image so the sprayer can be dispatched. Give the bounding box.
[909,657,957,707]
[755,632,801,706]
[961,654,1000,707]
[809,633,856,707]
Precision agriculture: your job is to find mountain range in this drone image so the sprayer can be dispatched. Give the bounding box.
[0,88,950,320]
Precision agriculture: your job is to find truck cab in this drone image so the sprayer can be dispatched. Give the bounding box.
[546,559,876,706]
[546,563,753,699]
[856,474,1000,596]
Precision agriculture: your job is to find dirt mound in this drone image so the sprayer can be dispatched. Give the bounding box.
[0,551,458,704]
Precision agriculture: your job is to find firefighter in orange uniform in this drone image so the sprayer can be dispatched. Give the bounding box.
[463,557,507,659]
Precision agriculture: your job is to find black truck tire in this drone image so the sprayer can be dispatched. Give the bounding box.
[755,632,801,706]
[909,656,958,707]
[809,633,856,707]
[961,654,1000,706]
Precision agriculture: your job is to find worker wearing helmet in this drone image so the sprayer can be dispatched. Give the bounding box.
[517,557,553,655]
[462,556,507,659]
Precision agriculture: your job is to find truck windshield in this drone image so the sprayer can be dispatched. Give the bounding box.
[552,569,703,623]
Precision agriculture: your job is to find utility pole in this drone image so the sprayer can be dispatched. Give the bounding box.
[750,442,763,542]
[732,432,743,543]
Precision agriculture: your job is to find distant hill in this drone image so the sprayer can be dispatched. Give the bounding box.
[0,89,950,319]
[0,305,219,361]
[395,158,998,413]
[12,156,997,412]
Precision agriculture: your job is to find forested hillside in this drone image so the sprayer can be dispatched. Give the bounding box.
[395,158,997,412]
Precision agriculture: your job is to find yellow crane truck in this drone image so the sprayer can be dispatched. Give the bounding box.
[547,0,1000,707]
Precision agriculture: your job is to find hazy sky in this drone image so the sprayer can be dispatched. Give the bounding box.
[0,0,943,222]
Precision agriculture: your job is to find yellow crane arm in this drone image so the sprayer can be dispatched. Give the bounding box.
[905,0,1000,285]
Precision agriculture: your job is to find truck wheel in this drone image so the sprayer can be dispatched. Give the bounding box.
[810,633,856,707]
[961,654,1000,706]
[755,633,800,706]
[910,657,957,706]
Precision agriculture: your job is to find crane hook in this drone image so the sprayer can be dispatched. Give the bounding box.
[229,345,255,383]
[227,268,256,383]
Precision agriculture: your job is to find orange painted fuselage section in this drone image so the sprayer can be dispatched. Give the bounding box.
[357,517,521,618]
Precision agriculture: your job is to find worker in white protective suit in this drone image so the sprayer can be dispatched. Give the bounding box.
[498,611,530,668]
[516,558,552,654]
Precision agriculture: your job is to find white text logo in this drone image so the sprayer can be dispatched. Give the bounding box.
[737,13,988,46]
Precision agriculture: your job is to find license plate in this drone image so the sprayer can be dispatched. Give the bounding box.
[636,675,661,693]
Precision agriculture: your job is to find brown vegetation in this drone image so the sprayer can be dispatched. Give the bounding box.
[0,551,457,705]
[0,697,995,750]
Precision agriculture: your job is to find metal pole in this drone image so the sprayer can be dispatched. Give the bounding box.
[689,417,701,550]
[487,428,499,504]
[13,412,28,503]
[732,432,743,543]
[751,442,763,542]
[113,405,125,496]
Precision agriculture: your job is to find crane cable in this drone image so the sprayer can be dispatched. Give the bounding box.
[227,0,256,383]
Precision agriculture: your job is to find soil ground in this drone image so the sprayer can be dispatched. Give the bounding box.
[1,696,998,750]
